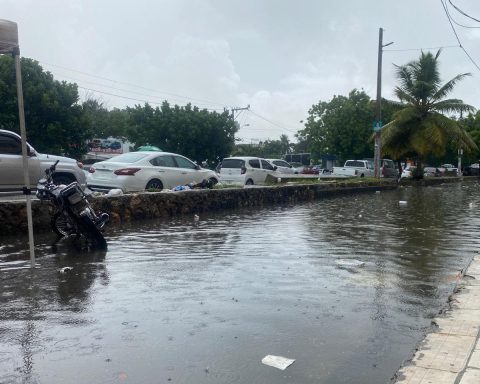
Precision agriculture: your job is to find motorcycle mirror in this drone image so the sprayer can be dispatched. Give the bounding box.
[38,178,47,184]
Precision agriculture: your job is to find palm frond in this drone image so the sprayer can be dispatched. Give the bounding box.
[432,99,475,114]
[431,73,471,102]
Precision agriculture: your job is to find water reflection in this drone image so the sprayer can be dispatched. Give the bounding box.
[1,182,480,384]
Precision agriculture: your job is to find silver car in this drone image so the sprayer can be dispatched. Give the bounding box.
[266,159,297,174]
[0,129,86,192]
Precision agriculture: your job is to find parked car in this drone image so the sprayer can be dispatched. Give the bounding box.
[380,159,398,178]
[301,166,319,175]
[423,167,442,177]
[266,159,296,174]
[217,157,277,186]
[0,129,86,191]
[439,164,458,175]
[289,162,306,174]
[332,160,375,178]
[87,151,218,192]
[401,166,416,179]
[463,163,480,176]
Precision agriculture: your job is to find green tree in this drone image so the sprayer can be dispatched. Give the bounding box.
[299,89,376,164]
[126,101,237,165]
[0,56,91,158]
[381,50,476,176]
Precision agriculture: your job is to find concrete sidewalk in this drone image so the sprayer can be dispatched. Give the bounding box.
[394,256,480,383]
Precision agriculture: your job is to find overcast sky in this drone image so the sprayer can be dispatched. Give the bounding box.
[3,0,480,142]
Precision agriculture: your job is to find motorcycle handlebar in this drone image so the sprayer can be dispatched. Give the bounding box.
[50,160,60,172]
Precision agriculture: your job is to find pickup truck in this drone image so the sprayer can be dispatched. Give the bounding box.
[0,129,87,192]
[332,160,375,178]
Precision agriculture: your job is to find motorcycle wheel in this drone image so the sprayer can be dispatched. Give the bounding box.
[52,212,75,237]
[77,214,108,250]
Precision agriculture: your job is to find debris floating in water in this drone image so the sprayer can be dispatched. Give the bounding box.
[335,259,365,269]
[398,200,407,206]
[262,355,295,370]
[194,214,200,221]
[59,267,73,274]
[375,191,381,194]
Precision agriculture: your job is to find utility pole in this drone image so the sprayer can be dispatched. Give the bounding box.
[231,105,250,122]
[374,28,393,178]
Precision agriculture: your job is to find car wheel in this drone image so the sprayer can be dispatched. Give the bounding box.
[360,173,365,178]
[146,179,163,191]
[53,173,75,185]
[245,179,254,185]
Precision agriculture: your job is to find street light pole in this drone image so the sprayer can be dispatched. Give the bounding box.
[374,28,393,178]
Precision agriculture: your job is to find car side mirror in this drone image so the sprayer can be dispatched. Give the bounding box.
[27,146,36,156]
[195,165,201,170]
[273,166,278,171]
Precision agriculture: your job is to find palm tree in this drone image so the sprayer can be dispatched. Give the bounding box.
[381,50,477,177]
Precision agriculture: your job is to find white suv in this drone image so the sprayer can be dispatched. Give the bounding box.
[0,129,86,192]
[218,156,278,185]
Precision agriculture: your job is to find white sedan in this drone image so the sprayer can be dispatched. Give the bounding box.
[87,151,219,192]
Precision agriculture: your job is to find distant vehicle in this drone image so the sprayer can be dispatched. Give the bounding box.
[0,129,86,191]
[110,141,122,150]
[289,162,306,174]
[332,160,375,178]
[463,163,480,176]
[380,159,398,178]
[301,166,319,175]
[423,167,442,177]
[401,166,416,179]
[266,159,296,174]
[87,151,218,192]
[217,156,277,186]
[100,140,112,149]
[439,164,458,175]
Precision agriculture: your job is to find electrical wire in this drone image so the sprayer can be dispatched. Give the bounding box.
[441,0,480,72]
[55,73,225,109]
[384,45,460,52]
[39,60,230,108]
[248,110,299,134]
[448,0,480,24]
[76,85,225,111]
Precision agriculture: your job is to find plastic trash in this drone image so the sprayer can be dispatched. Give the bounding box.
[261,355,295,370]
[59,267,73,274]
[107,189,123,196]
[172,185,191,191]
[399,200,407,206]
[194,214,199,221]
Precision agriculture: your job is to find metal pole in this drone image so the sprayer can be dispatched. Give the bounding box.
[14,49,35,266]
[374,28,383,179]
[458,148,463,176]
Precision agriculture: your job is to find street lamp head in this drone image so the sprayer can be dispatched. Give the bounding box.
[0,19,19,54]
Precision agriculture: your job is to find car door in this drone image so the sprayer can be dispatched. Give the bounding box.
[261,159,276,183]
[0,132,41,190]
[248,159,263,184]
[173,155,200,185]
[149,154,180,189]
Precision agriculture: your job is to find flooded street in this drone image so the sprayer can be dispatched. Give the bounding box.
[2,182,480,384]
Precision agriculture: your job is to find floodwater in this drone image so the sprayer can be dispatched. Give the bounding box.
[1,182,480,384]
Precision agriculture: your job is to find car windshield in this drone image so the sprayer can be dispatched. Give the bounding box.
[104,153,149,163]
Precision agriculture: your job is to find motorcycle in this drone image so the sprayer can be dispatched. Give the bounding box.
[36,160,109,249]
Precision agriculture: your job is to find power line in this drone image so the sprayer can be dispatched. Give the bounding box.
[440,0,480,72]
[248,109,299,134]
[76,85,225,111]
[55,73,224,109]
[38,60,229,108]
[384,45,460,52]
[448,0,480,24]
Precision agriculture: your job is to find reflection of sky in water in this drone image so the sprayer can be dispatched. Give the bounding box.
[1,182,480,384]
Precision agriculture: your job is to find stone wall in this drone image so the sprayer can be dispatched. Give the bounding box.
[0,181,397,236]
[0,177,467,237]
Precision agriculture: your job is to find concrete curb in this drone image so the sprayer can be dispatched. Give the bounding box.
[393,255,480,384]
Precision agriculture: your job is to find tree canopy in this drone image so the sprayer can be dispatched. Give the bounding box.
[381,50,477,166]
[298,89,382,163]
[0,56,90,158]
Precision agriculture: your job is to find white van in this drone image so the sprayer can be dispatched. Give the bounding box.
[218,157,277,186]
